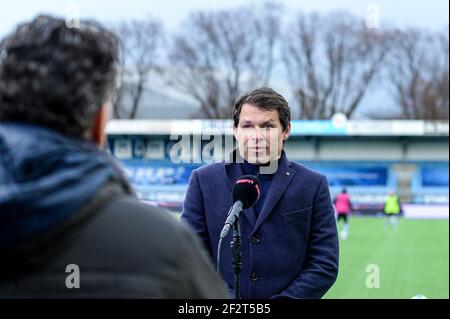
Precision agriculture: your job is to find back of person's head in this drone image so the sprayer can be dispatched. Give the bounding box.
[0,15,120,138]
[342,188,347,194]
[0,15,127,249]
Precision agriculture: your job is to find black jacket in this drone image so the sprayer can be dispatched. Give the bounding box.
[0,123,228,298]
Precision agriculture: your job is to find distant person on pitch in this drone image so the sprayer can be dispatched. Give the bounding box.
[384,191,402,230]
[181,87,339,299]
[334,188,352,240]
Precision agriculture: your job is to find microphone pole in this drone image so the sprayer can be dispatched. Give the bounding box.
[231,215,242,299]
[217,175,260,299]
[218,200,243,299]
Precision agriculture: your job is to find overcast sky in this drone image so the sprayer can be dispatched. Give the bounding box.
[0,0,448,118]
[1,0,448,38]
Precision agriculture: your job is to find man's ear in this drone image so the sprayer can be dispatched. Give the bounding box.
[233,125,239,141]
[282,123,291,141]
[91,104,109,147]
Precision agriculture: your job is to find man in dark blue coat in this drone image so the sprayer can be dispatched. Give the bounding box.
[182,87,339,299]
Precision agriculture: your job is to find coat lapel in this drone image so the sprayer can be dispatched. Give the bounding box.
[224,149,246,191]
[252,151,296,234]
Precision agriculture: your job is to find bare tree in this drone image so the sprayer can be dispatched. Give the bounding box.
[166,2,281,119]
[283,12,391,119]
[114,18,164,119]
[388,28,449,120]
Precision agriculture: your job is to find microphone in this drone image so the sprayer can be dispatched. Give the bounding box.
[219,175,261,239]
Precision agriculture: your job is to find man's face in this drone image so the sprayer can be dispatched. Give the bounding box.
[233,103,290,165]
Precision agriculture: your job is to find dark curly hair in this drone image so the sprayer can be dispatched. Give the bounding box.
[0,15,120,138]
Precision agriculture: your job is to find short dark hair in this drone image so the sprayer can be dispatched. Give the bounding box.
[232,87,291,132]
[0,15,120,138]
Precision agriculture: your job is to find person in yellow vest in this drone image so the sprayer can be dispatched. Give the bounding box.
[384,191,402,230]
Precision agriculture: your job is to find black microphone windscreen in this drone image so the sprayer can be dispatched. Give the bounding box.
[232,175,261,209]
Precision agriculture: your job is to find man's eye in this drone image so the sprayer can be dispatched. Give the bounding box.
[242,125,252,128]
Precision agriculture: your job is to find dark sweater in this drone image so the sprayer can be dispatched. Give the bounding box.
[241,160,275,222]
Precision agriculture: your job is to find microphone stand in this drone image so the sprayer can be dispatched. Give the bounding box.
[231,217,242,299]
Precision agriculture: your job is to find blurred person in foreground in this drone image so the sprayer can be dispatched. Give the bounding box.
[0,15,228,298]
[334,188,352,240]
[182,87,339,299]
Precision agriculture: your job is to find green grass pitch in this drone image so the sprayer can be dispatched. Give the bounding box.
[172,212,448,298]
[324,217,449,299]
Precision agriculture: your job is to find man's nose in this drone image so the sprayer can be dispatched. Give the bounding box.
[250,127,265,141]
